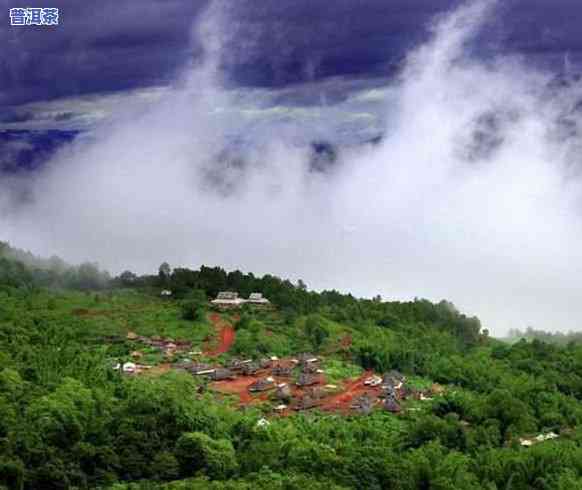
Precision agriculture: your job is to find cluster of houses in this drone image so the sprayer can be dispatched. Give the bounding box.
[211,292,271,309]
[180,351,431,415]
[182,354,307,383]
[126,331,196,357]
[113,332,202,375]
[113,329,440,416]
[158,290,271,309]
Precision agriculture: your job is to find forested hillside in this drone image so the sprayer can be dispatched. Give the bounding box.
[2,244,582,489]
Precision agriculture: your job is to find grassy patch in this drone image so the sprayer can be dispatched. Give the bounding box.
[406,376,433,390]
[322,359,363,385]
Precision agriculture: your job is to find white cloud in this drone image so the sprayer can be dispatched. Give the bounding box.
[4,0,582,335]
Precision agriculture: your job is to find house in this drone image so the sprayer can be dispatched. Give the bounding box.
[382,374,403,390]
[387,370,406,382]
[249,377,275,392]
[211,368,235,381]
[228,358,252,371]
[122,362,137,374]
[189,363,213,375]
[519,432,558,447]
[241,362,260,376]
[276,383,292,402]
[297,353,319,364]
[301,363,320,374]
[211,291,245,309]
[272,365,293,377]
[160,290,172,297]
[383,396,401,414]
[381,385,397,400]
[536,432,558,442]
[246,293,270,305]
[364,375,382,387]
[351,393,374,415]
[296,373,319,387]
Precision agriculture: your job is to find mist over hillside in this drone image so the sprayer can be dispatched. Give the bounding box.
[2,0,582,335]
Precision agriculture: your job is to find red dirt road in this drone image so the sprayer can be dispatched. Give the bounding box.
[205,313,236,356]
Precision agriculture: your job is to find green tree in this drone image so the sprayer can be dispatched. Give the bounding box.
[175,432,238,479]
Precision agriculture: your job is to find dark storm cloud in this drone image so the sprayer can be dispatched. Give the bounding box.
[0,0,209,105]
[2,0,582,106]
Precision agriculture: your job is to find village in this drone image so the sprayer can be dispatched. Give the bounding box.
[107,289,566,446]
[113,290,444,417]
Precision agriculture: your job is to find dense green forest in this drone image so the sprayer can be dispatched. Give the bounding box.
[2,242,582,489]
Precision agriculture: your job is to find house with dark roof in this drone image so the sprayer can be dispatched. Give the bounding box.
[382,372,404,390]
[381,385,397,400]
[211,368,235,381]
[189,363,214,375]
[297,353,319,364]
[228,358,252,371]
[241,362,260,376]
[383,396,401,413]
[351,393,375,415]
[272,365,293,377]
[276,383,292,402]
[249,377,275,392]
[301,362,321,374]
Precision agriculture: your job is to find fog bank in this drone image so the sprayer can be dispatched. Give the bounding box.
[3,0,582,335]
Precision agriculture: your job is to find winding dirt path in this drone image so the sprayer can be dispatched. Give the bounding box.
[205,313,236,356]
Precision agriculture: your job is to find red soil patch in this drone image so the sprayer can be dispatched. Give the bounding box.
[212,376,264,405]
[319,370,377,413]
[205,313,236,356]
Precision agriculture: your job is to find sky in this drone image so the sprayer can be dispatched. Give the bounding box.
[1,0,582,107]
[2,0,582,335]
